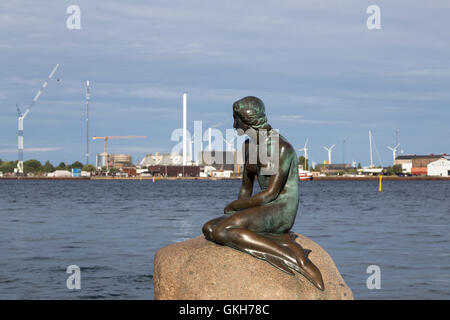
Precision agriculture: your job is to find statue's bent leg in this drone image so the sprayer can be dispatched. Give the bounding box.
[211,206,294,261]
[211,206,324,290]
[202,216,226,241]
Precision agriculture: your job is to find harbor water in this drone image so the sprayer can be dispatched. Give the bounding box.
[0,179,449,299]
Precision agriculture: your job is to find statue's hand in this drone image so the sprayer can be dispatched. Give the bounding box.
[224,201,236,215]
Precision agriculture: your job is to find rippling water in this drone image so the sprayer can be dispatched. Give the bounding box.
[0,179,449,299]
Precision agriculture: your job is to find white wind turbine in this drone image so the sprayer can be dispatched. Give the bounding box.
[387,143,400,165]
[298,138,309,170]
[187,134,202,164]
[323,144,335,165]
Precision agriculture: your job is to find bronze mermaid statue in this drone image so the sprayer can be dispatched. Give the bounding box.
[202,96,324,291]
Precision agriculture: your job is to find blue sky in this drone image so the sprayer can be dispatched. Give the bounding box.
[0,0,449,167]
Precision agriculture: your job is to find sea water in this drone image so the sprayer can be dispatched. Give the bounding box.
[0,180,448,299]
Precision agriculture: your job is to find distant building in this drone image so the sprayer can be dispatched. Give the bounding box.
[72,168,81,177]
[96,153,132,169]
[212,170,234,178]
[427,157,450,177]
[122,167,137,176]
[394,156,413,174]
[109,154,132,169]
[140,152,183,167]
[315,163,355,175]
[199,151,243,173]
[395,154,446,175]
[360,168,383,175]
[138,152,200,177]
[96,153,107,168]
[146,165,200,177]
[48,170,72,177]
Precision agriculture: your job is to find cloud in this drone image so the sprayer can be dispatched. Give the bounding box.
[0,0,449,166]
[405,68,450,78]
[108,146,167,154]
[0,147,63,153]
[279,115,304,120]
[275,114,346,125]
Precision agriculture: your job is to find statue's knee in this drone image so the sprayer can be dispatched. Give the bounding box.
[212,227,228,244]
[202,222,214,240]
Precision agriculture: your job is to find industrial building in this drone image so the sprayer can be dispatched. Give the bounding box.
[96,153,132,169]
[395,154,446,175]
[427,156,450,177]
[199,151,243,173]
[138,151,243,177]
[96,153,107,168]
[146,165,200,177]
[315,163,355,175]
[138,152,199,177]
[109,154,132,169]
[139,152,183,167]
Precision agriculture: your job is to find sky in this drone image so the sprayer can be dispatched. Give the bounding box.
[0,0,449,167]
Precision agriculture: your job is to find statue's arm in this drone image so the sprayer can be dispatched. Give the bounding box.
[238,141,254,199]
[237,165,255,199]
[227,146,292,211]
[224,140,254,214]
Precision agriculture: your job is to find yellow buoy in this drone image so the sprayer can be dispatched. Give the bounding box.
[153,176,155,183]
[379,175,382,192]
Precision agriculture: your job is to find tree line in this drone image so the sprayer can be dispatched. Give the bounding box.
[0,159,96,175]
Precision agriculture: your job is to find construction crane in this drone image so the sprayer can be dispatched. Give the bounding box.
[16,64,60,174]
[92,135,146,171]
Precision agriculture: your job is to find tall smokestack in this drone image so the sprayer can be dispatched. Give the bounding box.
[209,128,212,151]
[183,93,187,166]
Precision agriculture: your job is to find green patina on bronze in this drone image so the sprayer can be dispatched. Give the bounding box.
[203,96,325,291]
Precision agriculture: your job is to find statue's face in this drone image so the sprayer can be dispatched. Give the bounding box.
[233,112,250,135]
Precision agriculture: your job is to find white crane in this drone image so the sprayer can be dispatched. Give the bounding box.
[387,143,400,165]
[182,93,187,166]
[298,138,309,170]
[85,80,90,165]
[323,144,335,165]
[16,64,60,174]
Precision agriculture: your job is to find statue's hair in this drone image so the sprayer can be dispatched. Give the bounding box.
[232,96,270,129]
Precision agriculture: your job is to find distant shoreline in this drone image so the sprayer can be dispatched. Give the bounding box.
[312,176,450,181]
[0,176,240,181]
[1,176,449,181]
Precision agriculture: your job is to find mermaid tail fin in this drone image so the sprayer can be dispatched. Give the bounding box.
[247,249,295,276]
[259,233,324,291]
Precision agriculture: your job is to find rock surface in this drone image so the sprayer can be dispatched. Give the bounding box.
[154,234,353,300]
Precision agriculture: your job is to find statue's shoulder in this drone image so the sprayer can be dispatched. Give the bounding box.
[279,135,296,158]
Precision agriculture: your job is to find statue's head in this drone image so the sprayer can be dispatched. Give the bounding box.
[232,96,270,132]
